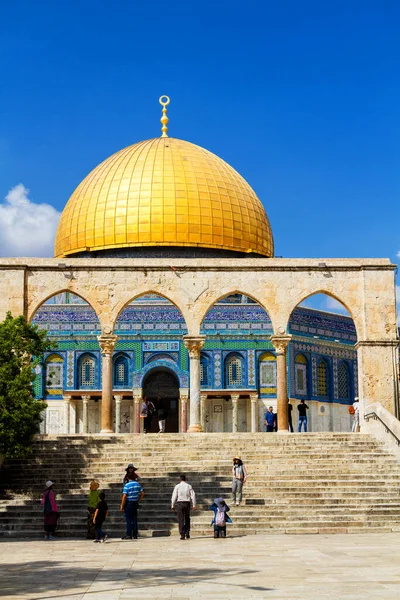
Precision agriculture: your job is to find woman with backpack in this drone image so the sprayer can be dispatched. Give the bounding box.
[41,480,60,540]
[210,497,232,538]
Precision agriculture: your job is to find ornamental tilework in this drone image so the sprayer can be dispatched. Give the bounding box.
[67,351,74,388]
[333,358,338,399]
[143,341,179,351]
[214,352,221,387]
[289,307,356,343]
[312,357,317,396]
[248,349,255,386]
[179,343,188,371]
[293,341,356,360]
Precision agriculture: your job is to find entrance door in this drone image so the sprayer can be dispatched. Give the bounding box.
[142,368,180,432]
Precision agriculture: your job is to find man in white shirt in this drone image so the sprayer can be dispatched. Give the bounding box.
[171,474,196,540]
[352,397,360,432]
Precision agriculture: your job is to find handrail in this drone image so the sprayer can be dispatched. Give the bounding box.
[364,411,400,446]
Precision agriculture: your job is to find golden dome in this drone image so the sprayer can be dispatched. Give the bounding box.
[54,137,274,258]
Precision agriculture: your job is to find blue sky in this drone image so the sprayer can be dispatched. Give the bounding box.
[0,1,399,311]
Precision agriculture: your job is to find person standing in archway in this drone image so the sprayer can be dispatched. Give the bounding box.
[157,399,168,433]
[141,397,156,433]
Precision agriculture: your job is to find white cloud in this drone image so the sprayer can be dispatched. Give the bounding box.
[324,296,348,313]
[0,184,61,257]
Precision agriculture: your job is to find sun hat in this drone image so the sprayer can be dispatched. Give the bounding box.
[45,480,53,489]
[232,456,241,461]
[125,464,137,471]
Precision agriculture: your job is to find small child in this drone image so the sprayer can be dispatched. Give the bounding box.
[87,480,100,539]
[93,492,108,543]
[210,497,232,538]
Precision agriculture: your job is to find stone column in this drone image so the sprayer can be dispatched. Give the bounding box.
[231,394,240,433]
[63,395,72,434]
[114,394,122,434]
[250,393,259,433]
[183,335,206,433]
[98,334,118,434]
[133,388,142,434]
[200,393,208,432]
[81,395,90,434]
[180,393,189,433]
[270,335,292,432]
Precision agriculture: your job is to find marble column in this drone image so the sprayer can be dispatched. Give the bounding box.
[133,390,141,434]
[180,393,189,433]
[63,395,72,434]
[270,335,292,432]
[200,393,208,432]
[81,395,90,434]
[183,335,206,433]
[250,393,259,433]
[231,394,240,433]
[98,334,118,434]
[114,394,122,434]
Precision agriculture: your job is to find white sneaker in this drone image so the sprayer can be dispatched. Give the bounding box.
[236,502,240,506]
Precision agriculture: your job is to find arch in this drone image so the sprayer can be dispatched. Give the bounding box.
[142,367,180,433]
[134,360,188,389]
[113,353,130,388]
[28,288,102,326]
[198,290,274,334]
[112,290,191,334]
[146,353,177,365]
[224,352,244,388]
[338,360,351,401]
[77,352,98,390]
[285,290,359,339]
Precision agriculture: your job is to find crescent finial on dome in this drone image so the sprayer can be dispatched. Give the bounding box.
[159,95,170,137]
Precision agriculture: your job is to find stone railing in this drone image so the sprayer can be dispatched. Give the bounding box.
[364,402,400,457]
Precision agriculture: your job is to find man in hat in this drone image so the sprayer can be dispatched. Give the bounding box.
[171,474,197,540]
[120,473,144,539]
[232,457,247,506]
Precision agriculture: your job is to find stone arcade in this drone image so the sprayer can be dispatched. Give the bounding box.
[0,98,398,434]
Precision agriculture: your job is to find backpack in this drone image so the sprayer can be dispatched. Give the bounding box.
[348,406,355,415]
[215,508,225,527]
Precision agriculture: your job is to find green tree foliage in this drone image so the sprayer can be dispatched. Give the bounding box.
[0,312,54,458]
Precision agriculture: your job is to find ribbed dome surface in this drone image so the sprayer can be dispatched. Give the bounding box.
[54,137,274,258]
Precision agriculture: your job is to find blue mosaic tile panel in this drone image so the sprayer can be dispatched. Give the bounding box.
[289,308,356,343]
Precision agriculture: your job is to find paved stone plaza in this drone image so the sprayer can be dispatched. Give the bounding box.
[1,533,400,599]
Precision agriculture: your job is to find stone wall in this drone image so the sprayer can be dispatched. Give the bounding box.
[0,257,398,418]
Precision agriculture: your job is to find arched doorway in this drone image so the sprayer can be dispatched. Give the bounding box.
[142,368,180,432]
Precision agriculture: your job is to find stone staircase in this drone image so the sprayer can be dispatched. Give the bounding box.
[1,432,400,539]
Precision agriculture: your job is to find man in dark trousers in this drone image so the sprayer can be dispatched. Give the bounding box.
[265,406,276,432]
[171,474,196,540]
[297,399,309,432]
[120,473,144,539]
